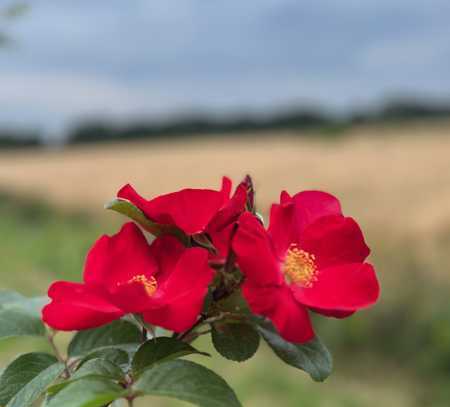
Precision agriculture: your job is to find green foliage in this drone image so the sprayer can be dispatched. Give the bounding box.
[0,352,57,405]
[257,320,332,382]
[0,308,45,340]
[78,348,130,370]
[73,359,124,382]
[0,291,23,306]
[0,291,46,340]
[68,320,141,357]
[105,198,188,242]
[132,337,209,376]
[212,322,260,362]
[105,198,161,235]
[47,359,124,395]
[7,363,64,407]
[133,359,242,407]
[0,192,111,292]
[45,377,126,407]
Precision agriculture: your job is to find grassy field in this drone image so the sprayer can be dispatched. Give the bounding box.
[1,122,450,406]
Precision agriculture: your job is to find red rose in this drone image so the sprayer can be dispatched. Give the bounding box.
[42,222,214,332]
[118,176,250,259]
[232,191,379,343]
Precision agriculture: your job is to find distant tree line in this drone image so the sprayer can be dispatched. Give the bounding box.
[67,109,332,144]
[0,129,42,148]
[66,99,450,145]
[2,98,450,148]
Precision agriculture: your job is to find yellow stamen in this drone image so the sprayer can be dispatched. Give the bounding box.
[283,245,318,287]
[126,275,158,297]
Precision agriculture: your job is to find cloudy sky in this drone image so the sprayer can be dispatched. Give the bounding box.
[1,0,450,137]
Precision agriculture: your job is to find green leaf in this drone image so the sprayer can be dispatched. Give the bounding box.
[68,320,141,357]
[79,348,131,370]
[214,289,251,315]
[192,233,217,254]
[133,359,241,407]
[0,290,48,315]
[132,337,209,376]
[212,322,260,362]
[0,352,57,405]
[48,358,124,395]
[46,377,126,407]
[105,198,162,235]
[0,292,47,340]
[105,198,187,242]
[0,290,24,307]
[257,320,332,382]
[6,363,65,407]
[0,308,45,340]
[75,358,124,381]
[13,296,48,316]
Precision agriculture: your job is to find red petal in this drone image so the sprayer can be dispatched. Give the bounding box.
[280,190,292,204]
[293,191,342,233]
[233,212,283,286]
[84,222,157,288]
[310,308,355,318]
[47,281,119,312]
[300,215,370,269]
[207,222,235,261]
[143,286,208,332]
[208,179,247,232]
[83,223,161,313]
[118,184,224,235]
[220,176,232,203]
[42,281,123,331]
[207,178,249,260]
[268,199,296,259]
[117,184,152,216]
[155,247,213,302]
[148,235,185,277]
[242,283,314,343]
[42,302,123,331]
[292,263,380,312]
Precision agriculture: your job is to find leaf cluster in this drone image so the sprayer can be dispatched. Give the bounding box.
[0,290,332,406]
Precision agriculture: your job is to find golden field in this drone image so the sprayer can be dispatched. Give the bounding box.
[1,121,450,251]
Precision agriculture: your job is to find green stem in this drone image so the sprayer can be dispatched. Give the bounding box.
[178,314,207,341]
[47,330,70,377]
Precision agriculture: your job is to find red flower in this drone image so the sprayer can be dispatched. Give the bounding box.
[118,177,250,258]
[118,177,229,235]
[42,222,214,332]
[232,191,379,343]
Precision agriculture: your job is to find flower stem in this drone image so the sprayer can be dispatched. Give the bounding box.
[178,314,207,341]
[47,330,70,377]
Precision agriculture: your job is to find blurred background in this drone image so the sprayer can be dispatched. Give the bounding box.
[1,1,450,406]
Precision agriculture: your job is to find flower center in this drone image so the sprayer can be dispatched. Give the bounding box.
[127,275,158,297]
[283,245,318,287]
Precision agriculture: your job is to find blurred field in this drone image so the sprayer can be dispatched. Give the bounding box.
[1,122,450,406]
[2,122,450,242]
